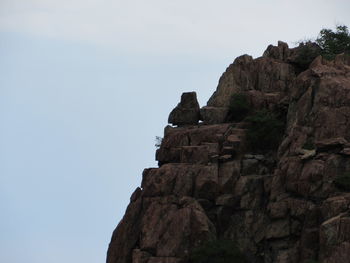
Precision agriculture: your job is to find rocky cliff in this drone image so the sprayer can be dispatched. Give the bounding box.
[107,41,350,263]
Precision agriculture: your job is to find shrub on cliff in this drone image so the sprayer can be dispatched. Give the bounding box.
[316,24,350,60]
[246,110,285,151]
[155,136,163,148]
[227,93,250,121]
[334,172,350,191]
[189,239,247,263]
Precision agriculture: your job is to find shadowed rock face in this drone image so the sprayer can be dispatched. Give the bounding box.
[168,92,200,126]
[107,42,350,263]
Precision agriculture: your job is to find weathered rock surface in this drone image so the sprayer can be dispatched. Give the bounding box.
[107,43,350,263]
[200,106,228,124]
[168,92,200,126]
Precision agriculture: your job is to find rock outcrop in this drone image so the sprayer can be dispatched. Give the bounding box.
[168,92,200,126]
[107,42,350,263]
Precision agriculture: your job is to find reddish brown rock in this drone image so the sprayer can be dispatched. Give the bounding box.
[263,41,290,61]
[194,164,219,200]
[218,160,240,192]
[320,214,350,261]
[139,197,215,257]
[316,137,348,152]
[266,219,290,239]
[207,50,296,107]
[107,198,143,263]
[141,164,216,197]
[132,249,151,263]
[323,242,350,263]
[322,194,350,220]
[200,106,228,124]
[168,92,200,126]
[147,257,182,263]
[215,194,239,207]
[108,43,350,263]
[268,200,288,219]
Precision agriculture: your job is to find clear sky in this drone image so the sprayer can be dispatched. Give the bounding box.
[1,1,349,262]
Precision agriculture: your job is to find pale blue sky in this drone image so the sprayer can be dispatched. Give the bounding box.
[1,1,350,262]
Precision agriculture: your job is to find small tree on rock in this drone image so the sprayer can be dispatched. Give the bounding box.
[316,24,350,60]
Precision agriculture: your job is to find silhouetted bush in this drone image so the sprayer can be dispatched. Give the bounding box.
[246,110,285,151]
[189,239,247,263]
[227,93,250,121]
[334,172,350,191]
[155,136,163,148]
[316,24,350,60]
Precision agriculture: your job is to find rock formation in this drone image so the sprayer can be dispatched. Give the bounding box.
[107,41,350,263]
[168,92,200,126]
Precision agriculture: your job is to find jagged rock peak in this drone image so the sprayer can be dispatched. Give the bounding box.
[107,42,350,263]
[263,41,290,61]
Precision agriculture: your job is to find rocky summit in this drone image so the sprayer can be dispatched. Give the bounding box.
[107,41,350,263]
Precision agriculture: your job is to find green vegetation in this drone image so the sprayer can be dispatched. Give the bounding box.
[155,136,163,148]
[246,110,285,151]
[334,172,350,191]
[227,92,285,151]
[316,24,350,60]
[293,25,350,66]
[228,93,250,121]
[189,239,247,263]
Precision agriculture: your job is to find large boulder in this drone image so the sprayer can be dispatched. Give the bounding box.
[168,92,200,126]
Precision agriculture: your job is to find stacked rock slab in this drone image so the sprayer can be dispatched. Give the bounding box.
[107,42,350,263]
[168,92,200,126]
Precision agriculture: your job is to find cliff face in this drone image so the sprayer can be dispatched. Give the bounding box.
[107,42,350,263]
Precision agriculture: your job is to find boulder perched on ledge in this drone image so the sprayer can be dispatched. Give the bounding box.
[168,92,200,126]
